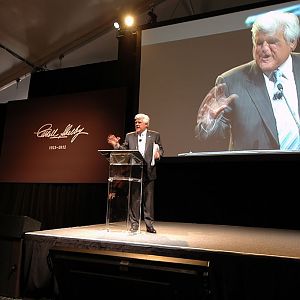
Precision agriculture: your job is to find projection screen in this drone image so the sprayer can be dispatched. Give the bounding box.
[139,0,300,157]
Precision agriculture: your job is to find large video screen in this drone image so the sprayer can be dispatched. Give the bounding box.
[139,0,300,157]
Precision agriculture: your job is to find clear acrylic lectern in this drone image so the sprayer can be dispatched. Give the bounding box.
[98,149,144,233]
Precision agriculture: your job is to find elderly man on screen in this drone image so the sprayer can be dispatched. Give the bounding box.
[195,10,300,151]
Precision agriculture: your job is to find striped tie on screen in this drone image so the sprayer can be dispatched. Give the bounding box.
[272,69,283,100]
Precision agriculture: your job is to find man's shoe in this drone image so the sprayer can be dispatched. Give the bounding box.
[130,224,138,232]
[146,226,157,234]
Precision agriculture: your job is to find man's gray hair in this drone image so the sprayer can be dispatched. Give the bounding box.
[135,113,150,125]
[251,10,300,44]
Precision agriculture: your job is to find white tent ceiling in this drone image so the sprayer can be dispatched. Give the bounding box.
[0,0,265,100]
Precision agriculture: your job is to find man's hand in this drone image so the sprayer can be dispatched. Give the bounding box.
[197,83,238,125]
[107,134,120,147]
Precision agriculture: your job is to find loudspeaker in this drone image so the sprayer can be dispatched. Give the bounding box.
[0,214,41,238]
[0,214,41,298]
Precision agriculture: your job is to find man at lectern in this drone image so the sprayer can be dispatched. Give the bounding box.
[107,113,164,233]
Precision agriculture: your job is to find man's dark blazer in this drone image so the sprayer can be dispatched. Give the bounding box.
[198,53,300,150]
[121,130,163,180]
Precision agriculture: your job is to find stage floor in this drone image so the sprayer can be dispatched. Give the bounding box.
[25,221,300,260]
[22,222,300,300]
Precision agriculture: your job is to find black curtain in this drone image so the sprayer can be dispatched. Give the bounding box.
[0,103,6,156]
[0,183,107,229]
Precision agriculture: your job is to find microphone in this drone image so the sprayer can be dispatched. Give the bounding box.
[277,83,284,98]
[273,83,283,100]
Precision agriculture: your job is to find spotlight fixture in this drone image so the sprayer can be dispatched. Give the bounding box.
[147,8,157,24]
[113,14,137,37]
[124,15,134,28]
[113,21,120,30]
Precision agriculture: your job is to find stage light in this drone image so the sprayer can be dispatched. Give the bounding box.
[113,21,120,30]
[113,14,137,38]
[124,15,134,28]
